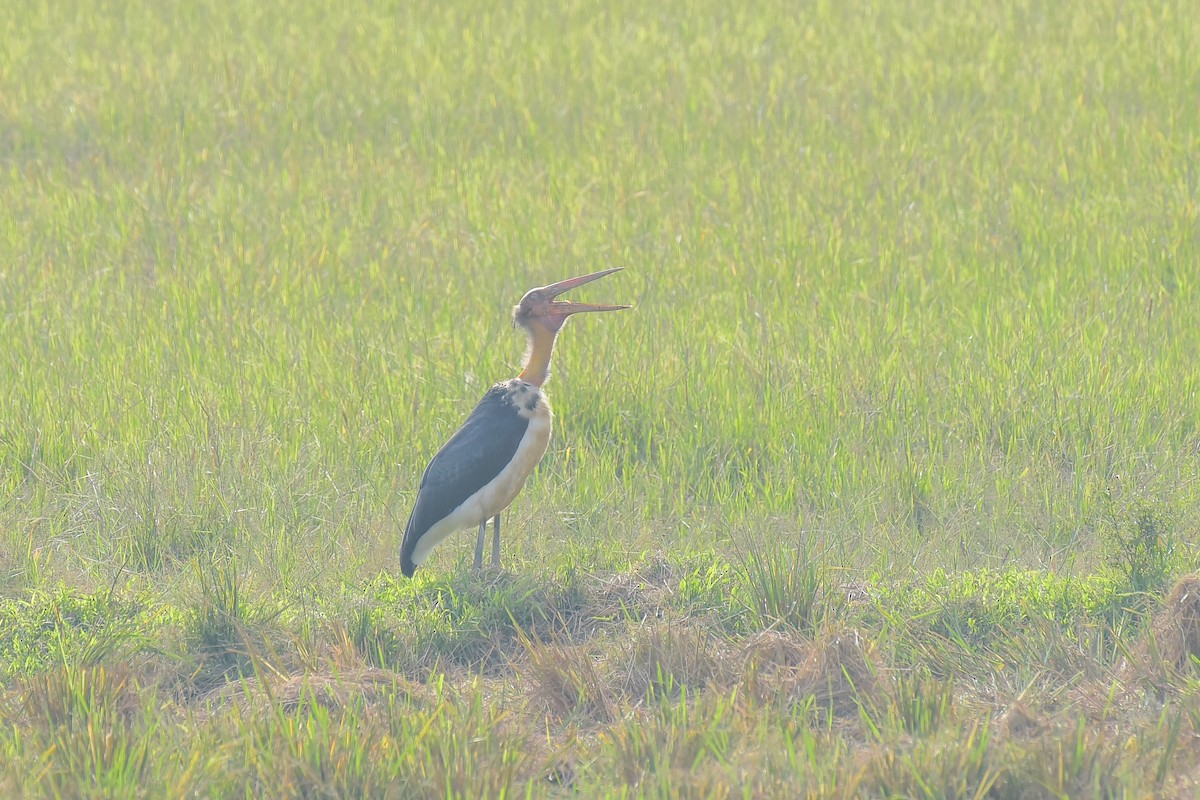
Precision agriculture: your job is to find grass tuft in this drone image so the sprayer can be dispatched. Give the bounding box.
[998,701,1047,740]
[1152,574,1200,674]
[599,690,738,794]
[884,668,955,738]
[761,626,880,720]
[1136,573,1200,694]
[184,554,282,695]
[852,721,995,800]
[522,636,615,723]
[734,534,827,634]
[616,621,725,703]
[12,665,156,797]
[996,719,1125,799]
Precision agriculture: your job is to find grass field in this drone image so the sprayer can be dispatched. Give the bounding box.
[2,0,1200,795]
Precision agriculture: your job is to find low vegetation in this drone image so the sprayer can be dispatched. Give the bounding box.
[4,558,1200,795]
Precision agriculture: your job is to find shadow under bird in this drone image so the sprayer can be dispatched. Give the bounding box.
[399,268,628,577]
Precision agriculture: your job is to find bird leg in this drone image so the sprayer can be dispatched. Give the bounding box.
[492,514,502,568]
[474,520,486,570]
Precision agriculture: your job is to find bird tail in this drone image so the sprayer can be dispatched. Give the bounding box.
[399,518,419,578]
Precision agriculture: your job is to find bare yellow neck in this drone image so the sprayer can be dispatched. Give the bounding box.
[518,324,558,386]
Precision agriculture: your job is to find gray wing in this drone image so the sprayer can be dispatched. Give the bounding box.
[400,385,529,575]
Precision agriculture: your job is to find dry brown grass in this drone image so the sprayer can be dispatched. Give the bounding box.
[522,638,616,723]
[998,699,1047,740]
[745,626,880,718]
[1151,574,1200,673]
[212,667,424,716]
[8,567,1200,796]
[585,566,680,625]
[742,629,811,671]
[1117,574,1200,699]
[614,620,730,702]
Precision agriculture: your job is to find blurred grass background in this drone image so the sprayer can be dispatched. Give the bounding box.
[1,0,1197,599]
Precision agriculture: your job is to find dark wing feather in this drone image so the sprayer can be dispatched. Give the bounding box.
[400,385,529,576]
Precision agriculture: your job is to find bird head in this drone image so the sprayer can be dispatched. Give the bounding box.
[512,267,629,334]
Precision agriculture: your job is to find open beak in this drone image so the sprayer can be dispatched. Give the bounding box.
[540,267,630,318]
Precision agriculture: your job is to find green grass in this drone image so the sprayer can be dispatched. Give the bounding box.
[2,0,1200,795]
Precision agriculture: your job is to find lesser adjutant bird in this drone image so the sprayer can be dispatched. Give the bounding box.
[399,268,628,577]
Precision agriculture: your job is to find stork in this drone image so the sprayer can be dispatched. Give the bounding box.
[399,268,628,577]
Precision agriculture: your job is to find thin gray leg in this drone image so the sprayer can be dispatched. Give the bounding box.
[474,520,486,570]
[491,514,501,567]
